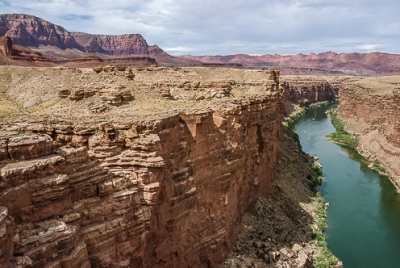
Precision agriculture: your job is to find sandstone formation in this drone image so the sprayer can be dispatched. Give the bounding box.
[283,76,339,106]
[71,32,153,56]
[0,14,177,65]
[0,67,291,267]
[0,36,54,66]
[0,36,12,56]
[68,55,104,63]
[222,127,329,267]
[102,57,158,68]
[337,76,400,190]
[0,14,81,49]
[58,81,134,107]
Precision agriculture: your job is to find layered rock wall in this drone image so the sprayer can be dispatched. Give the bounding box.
[283,76,338,106]
[0,70,284,267]
[338,84,400,189]
[0,36,12,56]
[0,35,54,65]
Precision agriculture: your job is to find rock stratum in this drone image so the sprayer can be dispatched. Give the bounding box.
[0,67,286,267]
[0,65,342,267]
[0,14,200,66]
[0,14,155,56]
[0,36,54,66]
[337,76,400,190]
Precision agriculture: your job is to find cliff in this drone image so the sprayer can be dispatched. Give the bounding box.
[0,67,286,267]
[0,14,182,66]
[0,35,54,66]
[71,32,154,56]
[282,76,341,107]
[0,14,82,49]
[337,76,400,190]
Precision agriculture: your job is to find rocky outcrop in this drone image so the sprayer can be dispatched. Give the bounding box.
[71,33,153,56]
[103,57,158,68]
[283,76,338,106]
[0,68,285,267]
[58,83,134,106]
[337,78,400,190]
[0,207,15,267]
[0,36,12,56]
[0,35,54,66]
[69,54,103,63]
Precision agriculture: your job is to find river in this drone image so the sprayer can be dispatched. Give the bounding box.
[290,104,400,268]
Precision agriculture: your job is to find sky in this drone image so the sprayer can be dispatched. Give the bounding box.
[1,0,399,56]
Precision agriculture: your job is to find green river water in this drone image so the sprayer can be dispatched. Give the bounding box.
[290,104,400,268]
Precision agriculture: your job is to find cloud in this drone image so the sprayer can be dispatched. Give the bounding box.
[1,0,400,55]
[358,44,380,52]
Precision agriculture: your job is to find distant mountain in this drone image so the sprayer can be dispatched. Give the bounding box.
[0,14,194,66]
[71,32,152,56]
[182,52,400,75]
[0,14,82,49]
[2,14,400,74]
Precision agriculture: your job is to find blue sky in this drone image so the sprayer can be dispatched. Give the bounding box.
[1,0,399,55]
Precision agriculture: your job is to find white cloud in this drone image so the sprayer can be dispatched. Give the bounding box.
[358,44,379,52]
[1,0,400,55]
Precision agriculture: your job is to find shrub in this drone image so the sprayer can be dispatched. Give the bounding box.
[284,107,307,127]
[326,110,359,149]
[312,192,339,268]
[373,159,387,173]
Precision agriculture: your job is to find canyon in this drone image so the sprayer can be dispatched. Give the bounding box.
[336,76,400,191]
[1,10,400,268]
[0,65,342,267]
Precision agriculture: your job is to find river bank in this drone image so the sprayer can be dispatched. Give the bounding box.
[292,104,400,268]
[326,107,399,194]
[336,77,400,194]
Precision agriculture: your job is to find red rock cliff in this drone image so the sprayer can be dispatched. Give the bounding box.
[283,76,339,106]
[0,14,82,49]
[0,36,12,56]
[71,33,154,56]
[338,78,400,190]
[0,69,284,267]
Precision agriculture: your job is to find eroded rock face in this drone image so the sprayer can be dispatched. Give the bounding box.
[283,76,338,106]
[0,69,285,267]
[338,82,400,189]
[71,33,152,56]
[0,36,12,56]
[0,207,15,267]
[0,14,81,49]
[0,14,169,65]
[7,135,55,161]
[58,81,134,106]
[0,35,54,65]
[0,144,145,267]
